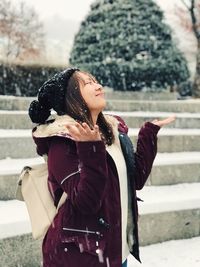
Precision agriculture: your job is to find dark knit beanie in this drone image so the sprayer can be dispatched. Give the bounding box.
[28,67,79,124]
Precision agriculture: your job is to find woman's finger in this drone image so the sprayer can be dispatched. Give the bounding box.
[93,125,101,140]
[66,124,80,139]
[152,115,176,127]
[94,125,99,132]
[75,122,87,135]
[151,119,158,124]
[82,122,93,133]
[160,115,176,126]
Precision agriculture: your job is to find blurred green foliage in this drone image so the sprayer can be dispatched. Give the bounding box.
[70,0,190,91]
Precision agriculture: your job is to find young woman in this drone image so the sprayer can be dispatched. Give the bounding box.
[29,68,175,267]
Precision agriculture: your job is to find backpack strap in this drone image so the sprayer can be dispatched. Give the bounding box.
[57,192,68,211]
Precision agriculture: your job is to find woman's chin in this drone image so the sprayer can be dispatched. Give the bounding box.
[100,100,106,111]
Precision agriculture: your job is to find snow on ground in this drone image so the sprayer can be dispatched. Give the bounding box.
[0,200,200,266]
[106,111,200,118]
[0,110,28,114]
[0,129,32,137]
[0,157,43,175]
[153,152,200,165]
[1,182,200,238]
[127,236,200,267]
[0,200,31,239]
[129,128,200,136]
[137,183,200,214]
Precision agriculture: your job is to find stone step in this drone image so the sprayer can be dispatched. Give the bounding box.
[129,236,200,267]
[0,157,43,200]
[106,99,200,113]
[1,128,200,160]
[111,111,200,129]
[0,92,178,111]
[105,91,178,101]
[137,183,200,246]
[0,130,36,159]
[0,110,32,129]
[130,128,200,153]
[1,235,199,267]
[1,96,200,113]
[1,110,200,129]
[0,95,34,111]
[1,153,200,200]
[0,234,41,267]
[150,152,200,186]
[0,183,199,266]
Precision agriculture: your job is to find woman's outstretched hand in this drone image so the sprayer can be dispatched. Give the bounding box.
[65,122,101,142]
[151,115,176,128]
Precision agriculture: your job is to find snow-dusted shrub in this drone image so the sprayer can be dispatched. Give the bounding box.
[70,0,190,91]
[0,64,62,96]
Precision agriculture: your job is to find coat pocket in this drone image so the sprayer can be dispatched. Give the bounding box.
[61,227,106,261]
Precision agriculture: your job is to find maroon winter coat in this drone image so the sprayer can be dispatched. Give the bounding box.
[32,114,160,267]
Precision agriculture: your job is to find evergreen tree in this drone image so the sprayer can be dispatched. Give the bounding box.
[69,0,190,91]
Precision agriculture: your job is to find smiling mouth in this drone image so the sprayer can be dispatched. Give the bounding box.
[96,92,105,97]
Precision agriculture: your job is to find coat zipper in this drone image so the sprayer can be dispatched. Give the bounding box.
[62,227,103,238]
[60,167,81,185]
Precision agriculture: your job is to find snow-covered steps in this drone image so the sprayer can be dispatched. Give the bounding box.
[105,91,177,101]
[0,183,199,248]
[1,236,199,267]
[1,152,200,200]
[0,95,35,111]
[139,207,200,245]
[109,111,200,129]
[1,110,200,129]
[128,236,200,267]
[137,183,200,215]
[136,183,200,245]
[131,128,200,153]
[0,93,177,111]
[2,128,200,160]
[150,152,200,186]
[0,200,42,266]
[0,157,43,176]
[1,235,199,267]
[106,99,200,113]
[1,95,200,112]
[0,110,32,129]
[0,129,37,159]
[0,200,31,239]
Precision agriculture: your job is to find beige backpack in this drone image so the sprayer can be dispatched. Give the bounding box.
[16,163,67,239]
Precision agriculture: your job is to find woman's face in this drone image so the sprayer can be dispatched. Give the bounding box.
[78,72,106,113]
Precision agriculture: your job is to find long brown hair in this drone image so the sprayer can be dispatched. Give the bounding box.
[64,71,115,145]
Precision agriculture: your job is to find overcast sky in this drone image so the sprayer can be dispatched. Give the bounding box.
[9,0,97,64]
[12,0,95,21]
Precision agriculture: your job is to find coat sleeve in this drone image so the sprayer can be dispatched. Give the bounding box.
[48,137,108,215]
[134,122,160,190]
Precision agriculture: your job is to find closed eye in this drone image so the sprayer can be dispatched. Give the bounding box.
[85,81,92,85]
[84,77,99,85]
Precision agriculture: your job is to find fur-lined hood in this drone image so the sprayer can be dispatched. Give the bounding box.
[32,114,128,156]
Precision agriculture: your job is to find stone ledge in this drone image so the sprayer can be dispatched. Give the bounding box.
[0,234,42,267]
[2,131,200,160]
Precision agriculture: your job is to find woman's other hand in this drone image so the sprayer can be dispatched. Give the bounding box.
[65,122,101,142]
[151,115,176,128]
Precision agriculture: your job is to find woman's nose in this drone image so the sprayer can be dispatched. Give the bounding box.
[95,83,103,90]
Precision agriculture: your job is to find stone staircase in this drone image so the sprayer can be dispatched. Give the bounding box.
[0,93,200,266]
